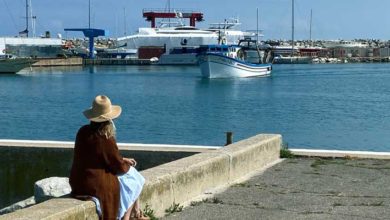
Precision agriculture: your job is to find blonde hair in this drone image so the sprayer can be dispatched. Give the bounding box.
[91,120,116,139]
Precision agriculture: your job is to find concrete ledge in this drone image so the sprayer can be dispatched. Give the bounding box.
[0,198,98,220]
[0,140,218,209]
[290,148,390,159]
[0,134,281,219]
[140,134,281,216]
[0,139,219,153]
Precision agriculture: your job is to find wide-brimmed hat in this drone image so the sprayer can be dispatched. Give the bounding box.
[83,95,122,122]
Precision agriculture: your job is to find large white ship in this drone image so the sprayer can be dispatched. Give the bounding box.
[117,26,219,51]
[116,9,252,64]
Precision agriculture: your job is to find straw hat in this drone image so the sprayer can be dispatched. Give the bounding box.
[83,95,122,122]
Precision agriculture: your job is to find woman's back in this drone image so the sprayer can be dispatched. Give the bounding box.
[70,124,129,219]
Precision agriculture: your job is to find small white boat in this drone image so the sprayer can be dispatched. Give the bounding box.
[0,57,35,74]
[273,55,312,64]
[197,45,272,78]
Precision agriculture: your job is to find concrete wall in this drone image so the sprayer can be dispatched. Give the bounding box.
[0,134,281,219]
[32,57,83,66]
[0,140,216,209]
[139,134,281,216]
[0,199,98,220]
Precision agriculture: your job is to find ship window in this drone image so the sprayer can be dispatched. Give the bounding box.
[175,27,197,30]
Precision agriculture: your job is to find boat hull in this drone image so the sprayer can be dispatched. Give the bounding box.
[0,59,34,74]
[198,53,272,78]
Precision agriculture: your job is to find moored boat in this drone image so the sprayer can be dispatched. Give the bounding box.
[197,45,272,78]
[0,57,35,74]
[273,55,312,64]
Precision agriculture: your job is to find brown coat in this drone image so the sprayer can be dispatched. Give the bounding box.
[69,124,130,220]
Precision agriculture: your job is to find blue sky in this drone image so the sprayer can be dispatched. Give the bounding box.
[1,0,390,40]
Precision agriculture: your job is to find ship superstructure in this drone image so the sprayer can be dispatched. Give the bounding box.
[116,9,251,57]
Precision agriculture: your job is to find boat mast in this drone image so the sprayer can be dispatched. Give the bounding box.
[88,0,91,28]
[256,8,262,63]
[30,0,36,37]
[124,7,127,35]
[25,0,29,37]
[309,9,312,47]
[168,0,171,27]
[256,8,259,43]
[291,0,294,58]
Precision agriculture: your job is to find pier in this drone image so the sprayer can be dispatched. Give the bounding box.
[83,58,153,65]
[32,57,82,67]
[163,156,390,220]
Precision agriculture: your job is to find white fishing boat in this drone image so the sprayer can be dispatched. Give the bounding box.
[197,45,272,78]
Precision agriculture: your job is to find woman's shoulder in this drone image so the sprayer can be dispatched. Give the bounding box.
[76,124,116,143]
[76,124,93,136]
[78,124,91,132]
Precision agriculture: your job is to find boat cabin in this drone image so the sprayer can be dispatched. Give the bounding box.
[199,44,241,59]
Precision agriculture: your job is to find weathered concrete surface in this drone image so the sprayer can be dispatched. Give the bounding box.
[291,148,390,159]
[0,197,35,215]
[139,134,281,217]
[163,157,390,220]
[0,198,98,220]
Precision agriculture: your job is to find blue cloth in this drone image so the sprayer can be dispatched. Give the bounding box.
[90,196,102,217]
[117,166,145,219]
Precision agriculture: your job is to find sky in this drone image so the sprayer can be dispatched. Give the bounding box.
[1,0,390,40]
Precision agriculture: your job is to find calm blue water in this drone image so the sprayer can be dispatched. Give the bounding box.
[1,63,390,151]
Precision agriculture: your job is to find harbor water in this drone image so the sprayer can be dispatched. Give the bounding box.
[1,63,390,152]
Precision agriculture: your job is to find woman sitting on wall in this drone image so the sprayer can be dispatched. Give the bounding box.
[69,95,149,220]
